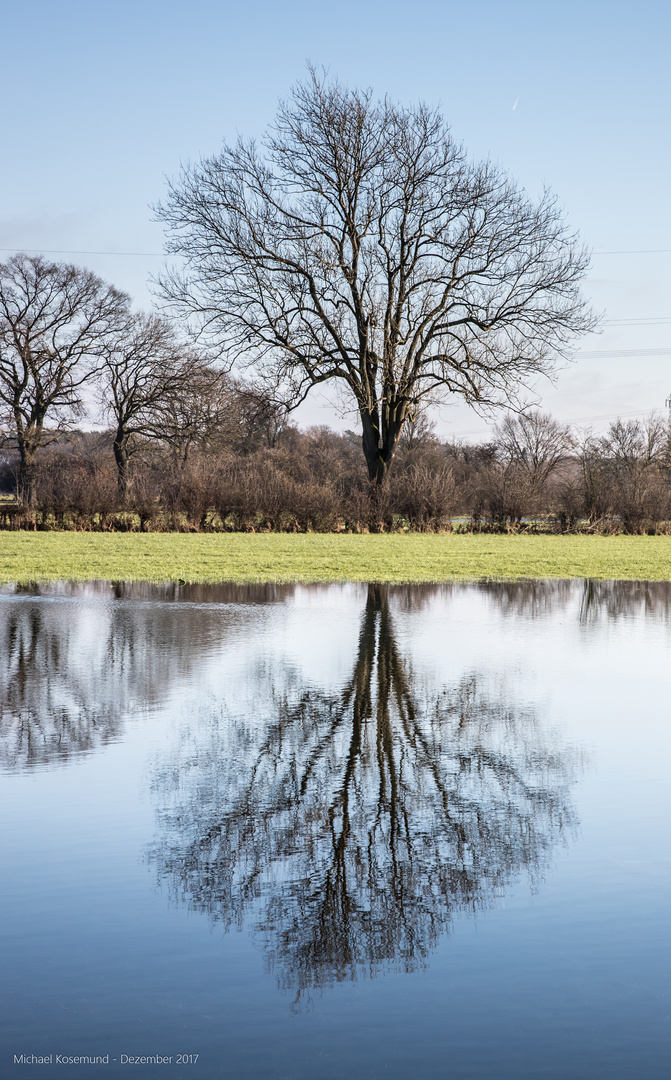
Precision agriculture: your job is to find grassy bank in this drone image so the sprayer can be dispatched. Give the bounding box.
[2,532,671,584]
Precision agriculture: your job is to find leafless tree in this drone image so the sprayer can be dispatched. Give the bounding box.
[100,312,180,494]
[0,254,127,505]
[233,382,289,452]
[596,414,671,530]
[397,405,439,452]
[600,413,669,471]
[157,69,595,484]
[146,358,235,468]
[99,312,226,492]
[495,410,574,488]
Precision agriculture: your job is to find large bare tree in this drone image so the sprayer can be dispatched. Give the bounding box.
[157,70,595,483]
[0,253,127,504]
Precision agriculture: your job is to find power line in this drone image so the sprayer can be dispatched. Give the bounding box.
[0,244,670,258]
[550,406,665,425]
[603,317,671,326]
[577,348,671,358]
[450,404,663,439]
[0,247,166,257]
[593,248,671,255]
[553,377,668,399]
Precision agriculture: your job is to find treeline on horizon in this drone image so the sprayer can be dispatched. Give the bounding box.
[3,405,671,535]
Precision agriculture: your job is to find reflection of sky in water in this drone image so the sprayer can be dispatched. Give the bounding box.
[1,581,670,1079]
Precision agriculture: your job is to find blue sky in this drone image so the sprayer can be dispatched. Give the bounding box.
[2,0,670,438]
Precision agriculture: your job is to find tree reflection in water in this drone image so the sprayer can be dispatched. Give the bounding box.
[150,584,581,1000]
[0,581,283,771]
[0,590,129,770]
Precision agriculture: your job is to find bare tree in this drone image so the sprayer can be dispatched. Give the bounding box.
[157,69,595,484]
[597,414,671,531]
[600,413,669,471]
[495,410,574,488]
[0,254,127,505]
[99,312,222,493]
[397,404,439,453]
[101,312,176,495]
[146,358,234,468]
[233,381,289,452]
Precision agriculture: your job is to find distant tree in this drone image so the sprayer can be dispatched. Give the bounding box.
[100,310,292,487]
[397,405,439,453]
[599,414,668,472]
[0,254,127,505]
[147,358,232,468]
[233,382,289,452]
[100,312,177,494]
[157,69,595,484]
[495,410,574,489]
[595,414,670,530]
[98,312,225,492]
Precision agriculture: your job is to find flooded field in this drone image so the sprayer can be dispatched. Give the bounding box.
[1,580,670,1079]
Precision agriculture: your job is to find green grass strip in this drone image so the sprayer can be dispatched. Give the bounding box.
[2,532,671,583]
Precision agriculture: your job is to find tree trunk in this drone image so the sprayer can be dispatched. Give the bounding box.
[17,453,38,509]
[113,427,130,500]
[16,421,42,509]
[360,408,405,485]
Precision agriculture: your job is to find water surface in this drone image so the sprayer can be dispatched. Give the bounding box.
[2,580,670,1078]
